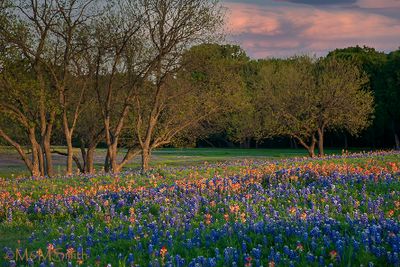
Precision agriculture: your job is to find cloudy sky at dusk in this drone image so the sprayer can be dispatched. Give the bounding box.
[222,0,400,58]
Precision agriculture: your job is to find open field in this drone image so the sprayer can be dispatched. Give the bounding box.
[1,150,400,266]
[0,147,363,178]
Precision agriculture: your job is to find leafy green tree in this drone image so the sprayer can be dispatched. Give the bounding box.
[258,57,318,156]
[0,49,44,176]
[327,46,388,148]
[384,49,400,149]
[0,0,103,176]
[224,59,265,148]
[313,57,374,155]
[0,0,59,176]
[131,43,245,171]
[258,56,374,157]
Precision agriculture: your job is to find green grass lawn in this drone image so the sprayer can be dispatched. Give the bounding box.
[0,147,362,178]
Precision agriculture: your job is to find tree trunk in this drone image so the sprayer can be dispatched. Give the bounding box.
[0,127,41,177]
[246,137,251,148]
[85,147,95,174]
[240,138,251,148]
[317,128,324,157]
[395,133,400,150]
[42,137,54,176]
[80,135,102,174]
[30,160,40,177]
[28,130,40,177]
[37,144,45,176]
[392,120,400,150]
[308,139,316,158]
[104,150,110,173]
[290,137,298,149]
[294,135,316,158]
[108,144,119,173]
[80,140,87,172]
[141,148,151,173]
[62,107,76,175]
[65,133,74,175]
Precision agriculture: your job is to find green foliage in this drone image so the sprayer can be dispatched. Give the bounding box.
[327,46,399,148]
[165,43,250,146]
[256,55,374,154]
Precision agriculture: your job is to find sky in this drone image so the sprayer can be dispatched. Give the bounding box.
[222,0,400,58]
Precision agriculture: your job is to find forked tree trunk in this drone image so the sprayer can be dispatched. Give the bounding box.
[294,135,316,158]
[0,127,41,177]
[107,143,119,173]
[308,140,316,158]
[80,144,96,174]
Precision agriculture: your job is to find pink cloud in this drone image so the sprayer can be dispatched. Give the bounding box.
[224,2,400,58]
[303,10,400,39]
[226,4,282,35]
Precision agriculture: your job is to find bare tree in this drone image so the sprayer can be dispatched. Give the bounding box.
[0,53,43,176]
[131,0,224,171]
[45,0,104,175]
[0,0,60,176]
[89,1,146,173]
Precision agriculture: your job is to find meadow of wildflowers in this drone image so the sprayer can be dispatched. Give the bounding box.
[1,151,400,266]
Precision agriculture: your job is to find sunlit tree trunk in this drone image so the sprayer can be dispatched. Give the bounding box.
[141,148,151,173]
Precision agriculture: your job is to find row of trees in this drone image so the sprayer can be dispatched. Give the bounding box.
[0,0,227,176]
[0,0,390,176]
[212,51,374,157]
[221,46,400,153]
[327,47,400,149]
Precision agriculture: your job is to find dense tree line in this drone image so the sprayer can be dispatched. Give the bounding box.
[213,46,399,153]
[0,0,395,176]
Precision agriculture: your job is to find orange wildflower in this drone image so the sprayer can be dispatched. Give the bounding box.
[160,246,168,258]
[224,213,229,222]
[289,207,297,215]
[47,243,55,251]
[240,212,246,223]
[205,213,212,225]
[388,210,395,217]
